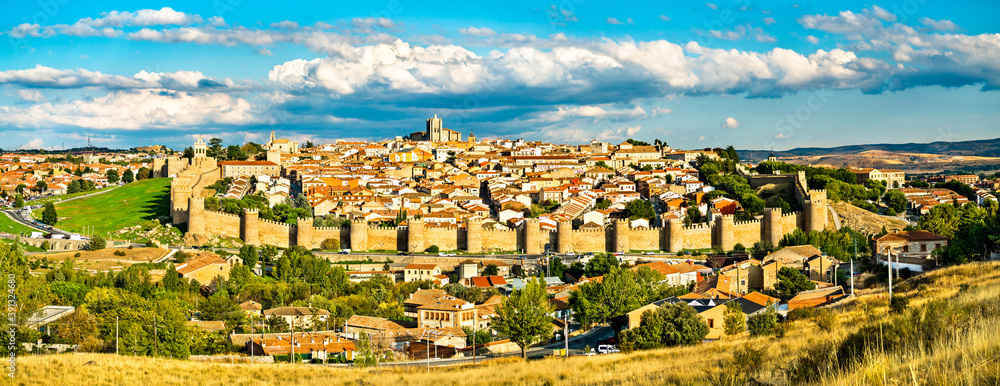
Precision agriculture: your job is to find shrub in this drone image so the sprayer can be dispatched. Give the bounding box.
[785,340,838,384]
[113,250,126,257]
[88,235,106,251]
[320,238,340,250]
[146,240,158,248]
[747,308,778,336]
[787,307,817,322]
[73,252,81,258]
[41,241,50,250]
[175,251,190,263]
[837,320,913,367]
[127,245,133,249]
[426,245,440,253]
[732,243,746,252]
[813,308,838,332]
[889,295,909,314]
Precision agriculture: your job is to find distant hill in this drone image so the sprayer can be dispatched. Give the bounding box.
[739,137,1000,159]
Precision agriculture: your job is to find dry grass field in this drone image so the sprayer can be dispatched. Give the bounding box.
[30,247,168,272]
[13,262,1000,385]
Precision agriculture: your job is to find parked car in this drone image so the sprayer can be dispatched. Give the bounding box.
[643,251,655,255]
[338,249,351,254]
[565,252,576,256]
[397,251,408,256]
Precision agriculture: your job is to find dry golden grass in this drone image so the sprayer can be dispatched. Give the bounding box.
[31,247,167,272]
[14,262,1000,385]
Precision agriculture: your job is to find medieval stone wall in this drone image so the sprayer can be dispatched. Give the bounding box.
[424,227,459,251]
[258,219,291,248]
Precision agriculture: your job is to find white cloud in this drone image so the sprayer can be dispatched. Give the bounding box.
[774,133,788,139]
[26,138,43,149]
[270,21,300,30]
[351,17,398,29]
[706,3,719,10]
[919,17,958,31]
[659,15,671,22]
[651,106,673,116]
[708,24,776,42]
[697,135,706,141]
[721,117,740,129]
[0,65,253,91]
[607,18,625,25]
[0,89,256,130]
[806,35,819,44]
[459,27,496,37]
[764,18,777,25]
[17,89,45,103]
[536,104,646,122]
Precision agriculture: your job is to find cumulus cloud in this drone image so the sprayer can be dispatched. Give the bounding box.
[706,3,719,10]
[459,27,496,37]
[0,89,256,130]
[7,7,200,38]
[270,21,300,30]
[651,106,673,117]
[708,24,776,42]
[764,17,777,25]
[0,65,255,91]
[26,138,44,149]
[607,18,624,25]
[919,17,958,31]
[535,104,646,122]
[659,15,671,22]
[16,89,45,103]
[546,5,579,26]
[806,35,819,44]
[721,117,740,129]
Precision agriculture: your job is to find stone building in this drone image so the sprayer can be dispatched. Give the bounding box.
[175,253,232,284]
[409,114,462,142]
[219,160,279,178]
[265,131,299,154]
[874,230,948,259]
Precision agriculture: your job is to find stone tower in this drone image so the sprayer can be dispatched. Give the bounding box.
[805,190,828,232]
[557,221,573,254]
[426,114,443,142]
[524,218,541,255]
[715,214,735,252]
[407,218,425,253]
[468,130,476,145]
[193,136,208,159]
[187,197,205,236]
[667,218,684,253]
[613,219,630,253]
[762,207,782,246]
[350,219,368,251]
[465,218,483,253]
[242,208,260,246]
[296,217,314,249]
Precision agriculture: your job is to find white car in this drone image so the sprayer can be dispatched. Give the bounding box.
[565,252,576,256]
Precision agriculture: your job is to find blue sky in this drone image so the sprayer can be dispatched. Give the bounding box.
[1,0,998,151]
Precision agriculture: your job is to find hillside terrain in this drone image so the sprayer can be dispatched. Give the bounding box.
[742,137,1000,158]
[37,178,175,241]
[830,201,909,235]
[740,137,1000,174]
[15,261,1000,385]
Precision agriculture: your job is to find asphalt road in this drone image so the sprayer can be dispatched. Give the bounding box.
[1,186,121,238]
[332,325,616,369]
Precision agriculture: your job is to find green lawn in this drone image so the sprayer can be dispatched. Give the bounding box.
[28,185,117,206]
[48,178,172,238]
[0,212,37,236]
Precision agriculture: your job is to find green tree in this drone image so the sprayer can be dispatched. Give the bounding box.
[89,235,107,250]
[122,169,134,183]
[492,278,553,358]
[747,307,778,336]
[723,301,746,336]
[14,195,24,208]
[136,167,151,180]
[208,138,224,159]
[883,190,907,213]
[41,202,58,225]
[585,253,620,277]
[482,264,499,276]
[624,199,656,221]
[775,267,815,298]
[34,180,47,193]
[353,332,378,367]
[106,169,120,184]
[238,244,259,270]
[620,303,709,351]
[199,290,246,330]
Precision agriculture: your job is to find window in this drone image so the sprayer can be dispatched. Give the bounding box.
[708,319,714,328]
[903,245,909,252]
[921,244,927,252]
[935,243,941,249]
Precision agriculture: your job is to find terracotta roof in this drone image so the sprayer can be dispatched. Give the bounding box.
[345,315,408,331]
[405,263,440,270]
[876,230,948,242]
[176,254,228,275]
[218,161,278,166]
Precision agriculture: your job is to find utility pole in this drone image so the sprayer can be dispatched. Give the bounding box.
[887,248,892,298]
[563,310,569,357]
[290,319,295,364]
[472,317,477,364]
[851,239,857,297]
[115,316,119,355]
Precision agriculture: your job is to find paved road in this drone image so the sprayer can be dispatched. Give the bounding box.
[331,325,616,369]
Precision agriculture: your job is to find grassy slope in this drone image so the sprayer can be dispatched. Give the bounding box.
[16,262,1000,386]
[46,178,171,238]
[0,212,37,236]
